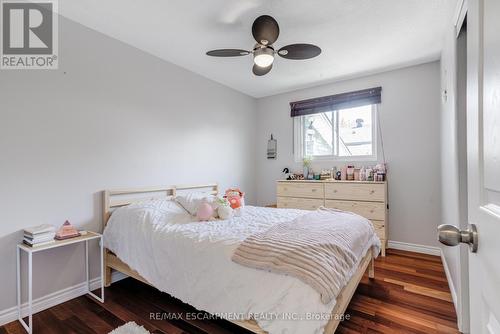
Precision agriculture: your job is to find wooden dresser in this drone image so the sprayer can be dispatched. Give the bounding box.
[277,180,388,256]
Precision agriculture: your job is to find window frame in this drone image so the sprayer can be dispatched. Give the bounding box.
[294,104,378,162]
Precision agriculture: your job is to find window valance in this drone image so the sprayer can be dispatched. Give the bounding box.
[290,87,382,117]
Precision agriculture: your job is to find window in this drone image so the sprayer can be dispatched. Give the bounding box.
[294,104,377,161]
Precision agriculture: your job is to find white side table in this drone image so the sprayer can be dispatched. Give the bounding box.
[16,231,104,334]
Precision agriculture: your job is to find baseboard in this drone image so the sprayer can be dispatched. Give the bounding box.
[0,271,126,326]
[441,248,469,333]
[440,250,459,313]
[387,240,441,256]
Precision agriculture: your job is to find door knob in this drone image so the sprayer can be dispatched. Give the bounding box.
[437,224,478,253]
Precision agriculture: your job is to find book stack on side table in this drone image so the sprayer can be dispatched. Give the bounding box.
[23,224,55,247]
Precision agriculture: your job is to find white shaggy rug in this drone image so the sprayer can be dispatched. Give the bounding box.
[108,322,150,334]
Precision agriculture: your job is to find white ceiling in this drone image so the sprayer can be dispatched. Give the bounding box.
[59,0,456,98]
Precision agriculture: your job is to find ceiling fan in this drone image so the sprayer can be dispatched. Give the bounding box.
[206,15,322,76]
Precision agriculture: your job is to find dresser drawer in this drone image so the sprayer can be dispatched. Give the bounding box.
[277,197,324,210]
[324,183,385,202]
[324,200,385,220]
[371,220,387,239]
[277,182,324,199]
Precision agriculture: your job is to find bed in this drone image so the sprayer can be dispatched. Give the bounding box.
[102,184,379,334]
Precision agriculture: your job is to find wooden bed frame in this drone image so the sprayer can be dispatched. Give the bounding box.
[102,183,375,334]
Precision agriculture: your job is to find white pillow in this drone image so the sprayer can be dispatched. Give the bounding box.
[175,192,215,216]
[128,198,187,215]
[157,198,190,215]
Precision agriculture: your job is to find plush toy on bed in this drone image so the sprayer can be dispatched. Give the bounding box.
[224,188,245,209]
[214,197,233,220]
[196,197,234,221]
[196,202,215,221]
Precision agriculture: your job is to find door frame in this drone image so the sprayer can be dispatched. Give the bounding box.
[451,0,471,331]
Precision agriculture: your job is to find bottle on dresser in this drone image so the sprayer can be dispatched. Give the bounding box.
[359,166,366,181]
[346,165,355,181]
[366,168,374,181]
[340,167,347,180]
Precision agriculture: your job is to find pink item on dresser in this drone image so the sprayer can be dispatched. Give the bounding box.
[55,220,80,240]
[340,167,347,180]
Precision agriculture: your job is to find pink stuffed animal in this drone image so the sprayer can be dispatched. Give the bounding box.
[224,188,245,209]
[196,202,214,221]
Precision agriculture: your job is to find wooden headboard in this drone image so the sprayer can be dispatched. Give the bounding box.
[103,183,218,226]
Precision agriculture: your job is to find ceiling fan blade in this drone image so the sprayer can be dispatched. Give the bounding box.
[206,49,251,57]
[277,44,321,60]
[252,63,273,76]
[252,15,279,45]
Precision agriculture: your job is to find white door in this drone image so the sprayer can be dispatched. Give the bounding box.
[467,0,500,332]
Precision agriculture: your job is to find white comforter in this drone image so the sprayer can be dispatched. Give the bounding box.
[103,200,378,334]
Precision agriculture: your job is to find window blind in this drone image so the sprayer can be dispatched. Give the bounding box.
[290,87,382,117]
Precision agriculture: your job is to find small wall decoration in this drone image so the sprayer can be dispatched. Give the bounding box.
[267,134,277,159]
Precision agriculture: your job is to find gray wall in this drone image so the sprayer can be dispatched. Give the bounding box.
[255,61,442,247]
[0,16,257,311]
[0,15,445,317]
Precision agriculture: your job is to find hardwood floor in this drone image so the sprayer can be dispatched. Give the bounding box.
[1,249,459,334]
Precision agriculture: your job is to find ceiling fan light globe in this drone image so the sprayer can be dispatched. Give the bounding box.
[253,47,274,67]
[254,54,274,67]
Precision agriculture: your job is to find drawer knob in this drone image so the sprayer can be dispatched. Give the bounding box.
[333,190,338,193]
[370,209,374,213]
[370,190,375,194]
[312,189,317,192]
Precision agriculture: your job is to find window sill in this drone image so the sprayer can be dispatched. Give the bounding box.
[294,156,378,164]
